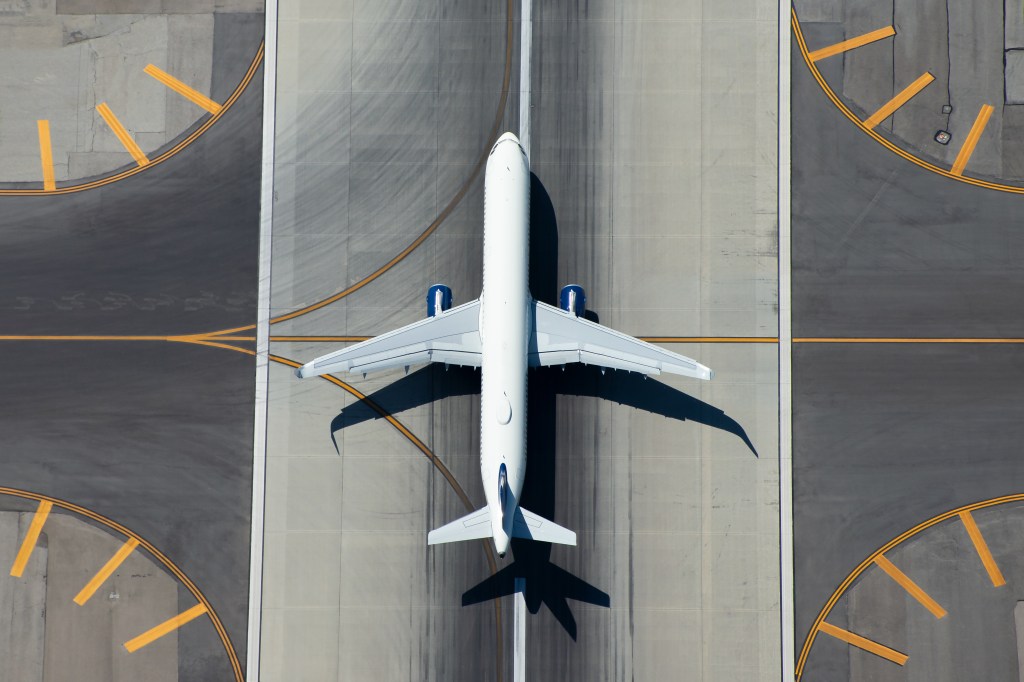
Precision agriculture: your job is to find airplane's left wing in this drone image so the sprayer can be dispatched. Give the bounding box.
[296,299,482,378]
[529,300,712,380]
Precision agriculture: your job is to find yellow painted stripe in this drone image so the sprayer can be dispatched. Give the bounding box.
[951,104,994,176]
[863,73,935,129]
[124,603,208,652]
[144,64,222,114]
[817,621,908,665]
[873,555,946,618]
[808,26,896,62]
[10,500,52,577]
[37,120,56,191]
[797,493,1024,680]
[959,510,1006,587]
[641,336,778,343]
[793,14,1024,197]
[95,103,149,167]
[793,337,1024,344]
[73,538,140,606]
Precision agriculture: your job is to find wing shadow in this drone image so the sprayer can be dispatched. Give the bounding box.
[327,364,756,457]
[547,365,758,457]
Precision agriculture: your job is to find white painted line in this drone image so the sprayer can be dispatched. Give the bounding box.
[778,2,795,681]
[247,0,279,679]
[514,577,526,682]
[518,0,532,159]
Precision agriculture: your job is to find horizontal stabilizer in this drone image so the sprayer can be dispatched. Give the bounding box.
[512,507,576,546]
[427,507,491,545]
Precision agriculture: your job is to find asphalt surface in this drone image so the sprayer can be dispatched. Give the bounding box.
[0,40,262,682]
[792,26,1024,675]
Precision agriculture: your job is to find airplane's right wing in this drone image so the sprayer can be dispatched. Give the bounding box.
[296,299,482,378]
[529,300,712,380]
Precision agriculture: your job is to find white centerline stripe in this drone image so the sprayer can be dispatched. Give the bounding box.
[514,577,526,681]
[519,0,532,159]
[247,1,279,679]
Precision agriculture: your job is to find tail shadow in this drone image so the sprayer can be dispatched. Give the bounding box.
[461,539,610,641]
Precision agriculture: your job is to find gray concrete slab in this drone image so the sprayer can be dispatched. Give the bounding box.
[0,2,261,186]
[40,513,179,682]
[0,512,46,682]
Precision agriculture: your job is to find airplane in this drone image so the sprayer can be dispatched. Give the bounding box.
[295,131,713,558]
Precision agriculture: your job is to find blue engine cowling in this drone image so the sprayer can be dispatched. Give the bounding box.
[559,284,586,317]
[426,284,453,317]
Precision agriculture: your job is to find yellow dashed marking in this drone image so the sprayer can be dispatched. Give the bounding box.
[144,64,222,114]
[873,555,947,618]
[951,105,994,176]
[124,603,208,653]
[73,538,140,606]
[959,510,1006,587]
[863,73,935,129]
[37,120,56,191]
[818,622,908,665]
[10,500,52,578]
[808,26,896,62]
[95,103,149,167]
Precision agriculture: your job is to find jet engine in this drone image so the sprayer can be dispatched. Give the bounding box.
[426,284,453,317]
[559,284,586,317]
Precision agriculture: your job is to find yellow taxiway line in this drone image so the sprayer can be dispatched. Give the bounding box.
[817,621,908,665]
[958,510,1006,587]
[144,65,222,114]
[863,73,934,129]
[872,555,947,618]
[808,26,896,62]
[10,500,52,578]
[124,603,208,653]
[37,120,56,191]
[793,337,1024,344]
[951,105,994,176]
[95,103,149,167]
[73,538,140,606]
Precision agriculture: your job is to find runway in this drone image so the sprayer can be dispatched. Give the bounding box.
[259,0,780,680]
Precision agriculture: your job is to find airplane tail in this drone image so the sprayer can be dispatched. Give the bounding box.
[427,506,576,546]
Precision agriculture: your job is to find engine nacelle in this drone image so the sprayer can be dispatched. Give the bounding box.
[426,284,453,317]
[559,284,586,317]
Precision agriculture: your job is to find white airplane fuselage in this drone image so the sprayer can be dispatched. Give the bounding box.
[296,131,711,556]
[479,132,531,557]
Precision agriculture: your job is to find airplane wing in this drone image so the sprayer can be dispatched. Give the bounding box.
[295,299,482,378]
[529,300,713,380]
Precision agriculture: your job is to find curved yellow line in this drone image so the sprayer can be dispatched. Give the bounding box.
[180,338,505,677]
[0,43,264,196]
[0,487,244,682]
[205,0,517,339]
[795,493,1024,679]
[792,9,1024,194]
